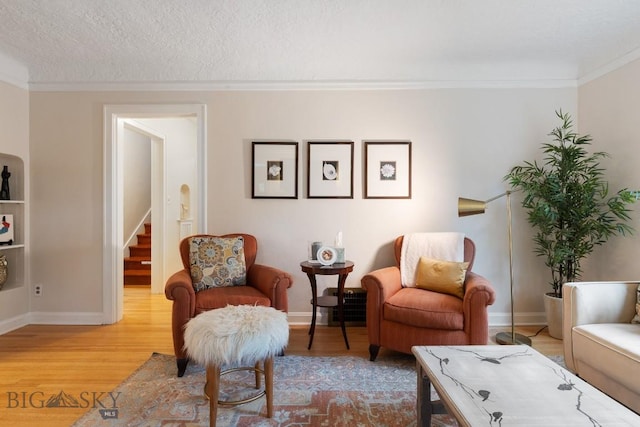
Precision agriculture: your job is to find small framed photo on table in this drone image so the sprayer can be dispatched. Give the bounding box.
[364,141,412,199]
[307,141,354,199]
[252,141,299,199]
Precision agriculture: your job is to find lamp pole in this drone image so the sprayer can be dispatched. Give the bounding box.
[458,191,531,346]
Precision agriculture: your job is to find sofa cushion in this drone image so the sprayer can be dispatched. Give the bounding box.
[194,286,271,315]
[415,256,469,299]
[384,287,463,330]
[188,236,247,292]
[572,324,640,394]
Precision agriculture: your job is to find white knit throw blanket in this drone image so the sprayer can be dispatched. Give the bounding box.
[400,232,465,287]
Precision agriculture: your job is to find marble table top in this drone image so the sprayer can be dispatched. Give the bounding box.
[413,345,640,426]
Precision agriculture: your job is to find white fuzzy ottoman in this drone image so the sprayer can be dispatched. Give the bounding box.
[183,305,289,426]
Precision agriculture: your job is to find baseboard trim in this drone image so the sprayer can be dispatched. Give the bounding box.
[288,311,547,327]
[27,311,105,325]
[0,313,29,335]
[0,310,548,336]
[489,312,546,327]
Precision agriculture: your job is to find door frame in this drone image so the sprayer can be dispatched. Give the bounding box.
[103,104,207,324]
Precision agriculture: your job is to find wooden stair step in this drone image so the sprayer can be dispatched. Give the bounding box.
[124,257,151,270]
[124,270,151,286]
[129,245,151,257]
[136,234,151,245]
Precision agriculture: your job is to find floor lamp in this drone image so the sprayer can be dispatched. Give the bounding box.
[458,191,531,346]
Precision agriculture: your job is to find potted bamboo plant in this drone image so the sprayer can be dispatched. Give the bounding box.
[504,110,635,338]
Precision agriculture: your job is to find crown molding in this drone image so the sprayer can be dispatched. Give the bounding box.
[578,46,640,86]
[27,78,578,92]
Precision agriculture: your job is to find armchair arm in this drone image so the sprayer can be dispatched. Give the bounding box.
[462,271,496,344]
[164,269,196,359]
[361,266,403,346]
[247,263,293,312]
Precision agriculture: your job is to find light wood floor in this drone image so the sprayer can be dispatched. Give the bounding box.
[0,287,562,427]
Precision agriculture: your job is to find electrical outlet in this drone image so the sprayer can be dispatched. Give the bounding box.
[34,284,43,297]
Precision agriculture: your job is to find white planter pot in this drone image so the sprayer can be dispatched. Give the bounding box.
[544,293,563,339]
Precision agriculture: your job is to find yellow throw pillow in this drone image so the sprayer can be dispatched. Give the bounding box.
[415,256,469,299]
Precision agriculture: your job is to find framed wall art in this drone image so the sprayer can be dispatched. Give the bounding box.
[252,141,299,199]
[307,141,354,198]
[364,141,412,199]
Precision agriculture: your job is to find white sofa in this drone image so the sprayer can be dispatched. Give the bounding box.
[563,281,640,414]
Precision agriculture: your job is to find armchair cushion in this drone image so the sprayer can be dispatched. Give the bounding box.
[384,287,464,330]
[194,286,271,314]
[188,236,246,291]
[415,256,469,299]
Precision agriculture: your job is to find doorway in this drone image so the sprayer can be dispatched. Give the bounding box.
[103,104,207,324]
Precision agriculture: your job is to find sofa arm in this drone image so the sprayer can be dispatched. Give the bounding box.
[361,266,402,346]
[462,271,496,344]
[247,263,293,312]
[164,269,196,359]
[563,281,638,327]
[562,281,639,372]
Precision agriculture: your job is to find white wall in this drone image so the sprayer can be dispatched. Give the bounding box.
[578,58,640,281]
[26,87,578,326]
[123,126,151,246]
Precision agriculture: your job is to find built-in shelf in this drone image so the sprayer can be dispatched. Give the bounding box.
[0,244,25,251]
[0,153,25,293]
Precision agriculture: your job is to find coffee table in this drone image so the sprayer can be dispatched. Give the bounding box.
[412,345,640,426]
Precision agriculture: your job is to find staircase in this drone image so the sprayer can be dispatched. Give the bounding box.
[124,223,151,286]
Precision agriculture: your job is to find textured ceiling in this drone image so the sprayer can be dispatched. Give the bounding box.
[0,0,640,87]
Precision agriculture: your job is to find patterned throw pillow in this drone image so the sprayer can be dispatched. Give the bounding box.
[633,285,640,324]
[188,236,246,292]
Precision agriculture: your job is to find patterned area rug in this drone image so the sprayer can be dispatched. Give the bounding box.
[73,352,566,427]
[72,352,457,427]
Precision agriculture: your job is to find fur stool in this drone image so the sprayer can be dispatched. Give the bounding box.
[183,305,289,427]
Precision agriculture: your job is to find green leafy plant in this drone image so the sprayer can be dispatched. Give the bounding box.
[505,110,635,298]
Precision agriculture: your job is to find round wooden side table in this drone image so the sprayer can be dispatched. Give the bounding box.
[300,260,354,350]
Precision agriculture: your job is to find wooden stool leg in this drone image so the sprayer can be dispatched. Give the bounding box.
[264,357,274,418]
[205,365,221,427]
[254,361,261,389]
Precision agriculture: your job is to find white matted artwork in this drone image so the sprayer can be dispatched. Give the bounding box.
[364,141,412,199]
[252,141,299,199]
[307,141,354,199]
[0,214,13,245]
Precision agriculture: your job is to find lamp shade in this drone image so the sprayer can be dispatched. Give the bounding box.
[458,197,487,217]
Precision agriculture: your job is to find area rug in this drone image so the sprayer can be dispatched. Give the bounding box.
[72,352,457,427]
[73,352,566,427]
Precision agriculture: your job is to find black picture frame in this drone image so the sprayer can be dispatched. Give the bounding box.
[364,141,412,199]
[252,141,299,199]
[307,141,354,199]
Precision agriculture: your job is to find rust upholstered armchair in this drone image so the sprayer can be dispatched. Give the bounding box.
[164,233,293,376]
[361,235,495,361]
